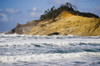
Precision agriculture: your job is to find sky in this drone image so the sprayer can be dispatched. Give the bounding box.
[0,0,100,32]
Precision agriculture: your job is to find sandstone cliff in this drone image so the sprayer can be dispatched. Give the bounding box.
[28,11,100,36]
[7,2,100,36]
[7,11,100,36]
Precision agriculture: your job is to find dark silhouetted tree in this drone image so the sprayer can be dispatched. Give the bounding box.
[40,2,99,21]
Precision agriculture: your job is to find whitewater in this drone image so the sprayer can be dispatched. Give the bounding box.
[0,33,100,66]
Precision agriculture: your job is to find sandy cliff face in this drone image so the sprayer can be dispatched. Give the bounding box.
[28,11,100,36]
[7,11,100,36]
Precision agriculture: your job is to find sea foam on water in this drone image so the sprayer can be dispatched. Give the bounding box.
[0,33,100,66]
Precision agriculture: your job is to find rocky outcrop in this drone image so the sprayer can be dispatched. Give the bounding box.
[7,20,40,34]
[28,11,100,36]
[7,11,100,36]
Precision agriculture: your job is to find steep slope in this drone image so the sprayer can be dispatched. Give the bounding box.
[28,11,100,36]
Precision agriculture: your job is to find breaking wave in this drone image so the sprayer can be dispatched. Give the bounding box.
[0,33,100,66]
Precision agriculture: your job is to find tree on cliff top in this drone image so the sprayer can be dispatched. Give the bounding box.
[40,2,99,21]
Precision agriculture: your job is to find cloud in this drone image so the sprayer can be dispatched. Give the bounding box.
[0,8,21,14]
[29,7,42,17]
[0,13,8,22]
[32,7,37,12]
[0,8,21,22]
[30,12,41,17]
[5,8,21,14]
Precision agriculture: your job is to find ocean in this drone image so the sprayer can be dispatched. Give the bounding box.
[0,33,100,66]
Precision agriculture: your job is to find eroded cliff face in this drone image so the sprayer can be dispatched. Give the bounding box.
[7,20,40,34]
[7,11,100,36]
[28,11,100,36]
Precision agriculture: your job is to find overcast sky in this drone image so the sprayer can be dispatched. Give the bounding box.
[0,0,100,32]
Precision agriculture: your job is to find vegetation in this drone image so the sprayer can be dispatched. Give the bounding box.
[40,2,99,20]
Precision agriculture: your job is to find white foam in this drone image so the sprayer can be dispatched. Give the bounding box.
[0,34,100,66]
[0,52,100,63]
[0,34,100,46]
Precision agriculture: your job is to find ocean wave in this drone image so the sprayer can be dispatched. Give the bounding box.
[0,52,100,63]
[0,34,100,66]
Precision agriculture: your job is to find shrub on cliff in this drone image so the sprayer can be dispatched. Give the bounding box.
[40,2,99,20]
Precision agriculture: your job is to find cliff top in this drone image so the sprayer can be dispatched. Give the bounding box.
[7,2,100,36]
[40,2,99,21]
[28,11,100,36]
